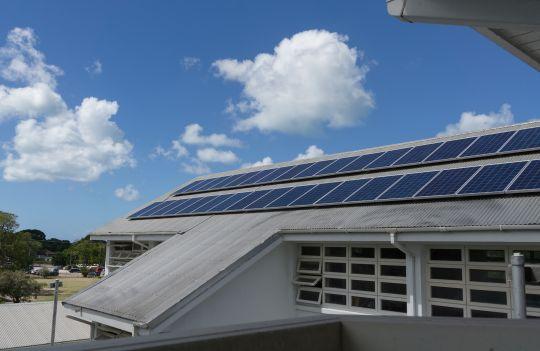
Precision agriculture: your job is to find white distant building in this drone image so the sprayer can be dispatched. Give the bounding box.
[68,122,540,339]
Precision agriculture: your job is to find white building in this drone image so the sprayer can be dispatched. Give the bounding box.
[62,122,540,339]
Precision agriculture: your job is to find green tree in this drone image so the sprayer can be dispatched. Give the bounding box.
[0,270,41,303]
[66,236,105,266]
[0,212,41,270]
[20,229,46,242]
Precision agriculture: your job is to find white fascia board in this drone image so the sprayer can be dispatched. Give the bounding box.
[90,234,175,242]
[63,303,135,334]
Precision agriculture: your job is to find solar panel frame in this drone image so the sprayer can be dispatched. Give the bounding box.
[501,127,540,152]
[460,131,515,157]
[393,143,443,166]
[415,166,480,197]
[364,148,412,170]
[225,190,271,211]
[289,182,342,206]
[316,179,371,204]
[424,137,477,162]
[508,160,540,191]
[293,160,336,179]
[338,153,385,173]
[315,156,359,176]
[344,175,402,202]
[265,185,316,208]
[459,162,527,195]
[378,171,439,200]
[244,188,292,209]
[208,192,253,212]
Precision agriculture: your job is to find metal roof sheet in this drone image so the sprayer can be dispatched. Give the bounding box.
[0,302,89,349]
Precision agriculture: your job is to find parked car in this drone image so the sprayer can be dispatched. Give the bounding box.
[87,266,103,277]
[69,267,81,273]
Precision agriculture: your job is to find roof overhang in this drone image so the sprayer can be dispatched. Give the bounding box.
[387,0,540,71]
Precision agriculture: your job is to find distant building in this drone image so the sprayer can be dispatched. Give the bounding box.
[68,122,540,339]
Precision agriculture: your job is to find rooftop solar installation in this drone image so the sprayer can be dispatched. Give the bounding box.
[345,175,402,202]
[393,143,442,166]
[509,160,540,191]
[461,131,515,157]
[289,182,341,206]
[459,162,526,194]
[315,156,358,175]
[501,127,540,152]
[416,167,479,197]
[194,194,234,212]
[379,171,438,200]
[244,169,276,184]
[364,148,412,169]
[293,160,335,178]
[425,137,476,162]
[245,188,291,209]
[256,166,294,183]
[274,163,314,181]
[227,190,271,211]
[316,179,371,204]
[266,185,315,208]
[339,153,384,173]
[210,192,252,212]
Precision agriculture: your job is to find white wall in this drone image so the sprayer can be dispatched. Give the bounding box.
[166,242,310,332]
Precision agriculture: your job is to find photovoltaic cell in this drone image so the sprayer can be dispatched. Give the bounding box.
[274,163,315,181]
[290,182,341,206]
[425,138,477,162]
[170,198,206,214]
[174,180,202,195]
[501,127,540,152]
[206,176,234,190]
[245,188,292,209]
[143,201,178,217]
[208,192,252,212]
[509,160,540,191]
[316,156,359,175]
[256,166,294,183]
[222,172,259,187]
[128,202,163,218]
[217,174,247,188]
[339,153,384,173]
[198,176,229,191]
[393,143,442,166]
[416,167,479,197]
[460,132,515,157]
[164,198,203,215]
[193,194,234,213]
[293,160,336,178]
[345,175,402,202]
[226,190,271,211]
[150,200,186,216]
[459,162,526,194]
[316,179,371,204]
[184,196,220,213]
[245,168,278,184]
[194,178,225,191]
[379,172,438,200]
[266,185,316,208]
[364,148,412,169]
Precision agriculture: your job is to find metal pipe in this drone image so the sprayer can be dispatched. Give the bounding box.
[51,279,60,345]
[389,233,416,316]
[511,253,527,319]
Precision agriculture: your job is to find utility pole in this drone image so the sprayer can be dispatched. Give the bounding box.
[50,279,60,345]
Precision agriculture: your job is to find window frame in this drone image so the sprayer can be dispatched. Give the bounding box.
[323,244,348,259]
[293,275,322,287]
[298,244,322,259]
[323,259,348,276]
[428,282,466,304]
[466,285,511,309]
[297,259,322,274]
[466,247,508,267]
[296,287,322,305]
[428,301,466,318]
[428,246,465,265]
[427,264,465,284]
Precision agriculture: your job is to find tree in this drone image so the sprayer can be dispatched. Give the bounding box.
[20,229,46,242]
[0,212,41,270]
[0,270,41,303]
[66,237,105,266]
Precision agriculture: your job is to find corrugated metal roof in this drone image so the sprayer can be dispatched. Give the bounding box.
[67,194,540,326]
[0,302,89,349]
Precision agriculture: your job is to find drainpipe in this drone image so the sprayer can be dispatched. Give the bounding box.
[511,252,527,319]
[390,232,417,316]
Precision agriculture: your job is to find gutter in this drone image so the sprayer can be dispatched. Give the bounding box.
[279,224,540,234]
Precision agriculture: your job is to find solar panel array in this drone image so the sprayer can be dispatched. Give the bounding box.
[129,160,539,219]
[175,127,540,196]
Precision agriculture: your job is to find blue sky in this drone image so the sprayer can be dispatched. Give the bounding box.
[0,1,538,240]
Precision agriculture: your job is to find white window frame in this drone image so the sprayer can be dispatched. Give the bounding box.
[378,262,407,280]
[467,306,510,318]
[296,287,322,305]
[428,301,466,317]
[428,246,465,265]
[297,259,322,274]
[349,293,378,312]
[323,244,348,259]
[379,296,408,315]
[428,282,466,304]
[427,264,465,284]
[379,279,408,299]
[293,275,322,287]
[349,261,377,278]
[349,245,377,262]
[298,244,322,259]
[323,259,348,276]
[323,274,348,291]
[466,247,508,267]
[466,285,511,309]
[322,290,348,308]
[349,277,378,295]
[378,246,407,262]
[466,265,509,287]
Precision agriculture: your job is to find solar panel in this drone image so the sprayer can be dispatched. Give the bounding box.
[425,138,477,162]
[256,166,294,183]
[266,185,316,208]
[316,179,371,204]
[274,163,315,181]
[393,143,442,166]
[416,167,479,197]
[128,202,163,218]
[182,196,220,213]
[149,200,186,216]
[509,160,540,191]
[174,180,202,195]
[315,156,358,175]
[178,179,210,194]
[198,176,230,191]
[501,127,540,152]
[226,190,271,211]
[246,168,278,184]
[293,160,336,178]
[345,175,402,202]
[164,198,202,215]
[193,194,234,213]
[460,131,515,157]
[143,201,179,217]
[379,172,438,200]
[290,182,341,206]
[339,153,384,173]
[208,192,252,212]
[217,174,247,188]
[364,148,412,170]
[245,188,292,209]
[222,172,259,188]
[459,162,526,194]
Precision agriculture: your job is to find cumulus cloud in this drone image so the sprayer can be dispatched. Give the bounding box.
[242,156,273,169]
[213,29,374,134]
[181,123,241,147]
[182,56,201,70]
[0,27,134,182]
[438,104,515,137]
[196,147,239,164]
[114,184,140,201]
[295,145,325,160]
[85,59,102,75]
[182,158,210,175]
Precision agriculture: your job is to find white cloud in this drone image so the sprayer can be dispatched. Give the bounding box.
[213,29,374,134]
[182,56,201,70]
[85,59,102,75]
[181,158,210,175]
[181,123,241,147]
[438,104,515,137]
[295,145,325,160]
[196,147,239,164]
[150,141,189,160]
[0,28,134,182]
[114,184,139,201]
[0,27,62,87]
[242,156,273,168]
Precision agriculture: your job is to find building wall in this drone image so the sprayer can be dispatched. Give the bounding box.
[166,242,314,332]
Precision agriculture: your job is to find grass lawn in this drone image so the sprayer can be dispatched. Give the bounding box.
[31,277,100,302]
